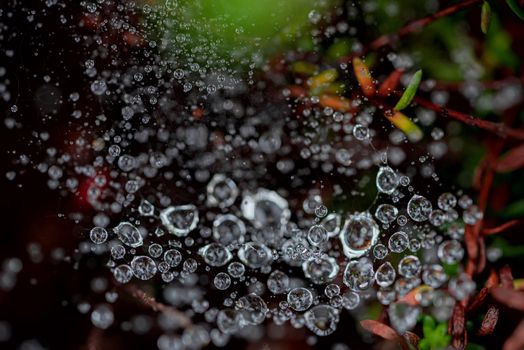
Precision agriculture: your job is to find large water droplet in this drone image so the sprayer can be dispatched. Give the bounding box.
[114,222,143,248]
[376,166,399,194]
[339,212,379,258]
[160,204,199,237]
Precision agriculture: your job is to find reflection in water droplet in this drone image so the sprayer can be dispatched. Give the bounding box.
[339,212,379,258]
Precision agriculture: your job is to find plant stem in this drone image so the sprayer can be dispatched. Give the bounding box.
[340,0,483,63]
[413,96,524,140]
[370,0,483,50]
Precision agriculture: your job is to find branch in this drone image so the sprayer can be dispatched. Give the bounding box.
[341,0,483,63]
[482,219,521,235]
[413,96,524,140]
[370,0,483,50]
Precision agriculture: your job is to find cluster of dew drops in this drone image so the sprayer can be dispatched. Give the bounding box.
[89,165,483,345]
[0,0,495,349]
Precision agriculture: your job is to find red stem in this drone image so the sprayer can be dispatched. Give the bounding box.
[413,96,524,140]
[370,0,483,50]
[483,219,521,235]
[340,0,483,63]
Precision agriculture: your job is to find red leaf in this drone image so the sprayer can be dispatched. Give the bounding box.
[478,306,499,336]
[452,332,467,350]
[378,69,403,97]
[403,331,420,347]
[468,287,489,311]
[491,287,524,311]
[504,319,524,350]
[360,320,398,340]
[486,269,500,289]
[464,225,478,260]
[449,304,465,337]
[496,143,524,172]
[500,265,514,289]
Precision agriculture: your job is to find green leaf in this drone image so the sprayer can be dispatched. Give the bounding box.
[419,316,451,350]
[506,0,524,20]
[422,315,436,336]
[491,237,524,258]
[483,15,520,69]
[443,263,460,277]
[394,70,422,111]
[326,39,351,60]
[481,1,491,34]
[497,198,524,219]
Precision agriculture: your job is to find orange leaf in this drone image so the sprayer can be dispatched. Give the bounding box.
[319,94,352,112]
[352,57,375,97]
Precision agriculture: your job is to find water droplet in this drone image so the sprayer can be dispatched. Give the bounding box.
[376,166,399,194]
[113,264,133,284]
[307,225,328,246]
[388,231,409,253]
[304,305,339,336]
[164,249,182,267]
[287,287,313,311]
[217,309,242,334]
[130,255,157,280]
[422,264,448,288]
[267,270,289,294]
[397,255,421,278]
[343,258,374,291]
[236,294,268,325]
[437,240,464,264]
[302,255,339,284]
[375,262,396,287]
[160,204,199,237]
[199,243,232,267]
[114,222,143,248]
[339,212,379,258]
[375,204,399,224]
[238,242,273,269]
[90,227,108,244]
[212,214,246,246]
[407,195,432,222]
[214,272,232,290]
[388,302,420,335]
[207,174,239,208]
[438,192,457,211]
[241,189,290,228]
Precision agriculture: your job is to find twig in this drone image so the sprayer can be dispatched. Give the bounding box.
[125,285,192,328]
[370,0,483,50]
[413,96,524,140]
[432,76,524,91]
[483,219,521,235]
[340,0,483,63]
